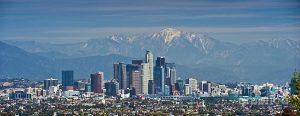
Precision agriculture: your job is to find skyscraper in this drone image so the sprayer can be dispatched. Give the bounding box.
[165,63,176,86]
[131,70,142,94]
[44,78,58,90]
[186,78,198,92]
[145,50,154,80]
[154,66,165,95]
[148,80,154,94]
[113,63,119,81]
[113,62,127,89]
[141,63,151,94]
[105,79,119,97]
[62,70,74,90]
[175,79,184,93]
[199,81,207,92]
[203,82,212,94]
[155,57,165,67]
[126,64,142,89]
[184,84,191,95]
[91,72,104,93]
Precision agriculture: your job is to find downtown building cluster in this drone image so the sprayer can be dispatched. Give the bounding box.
[6,50,178,100]
[0,50,297,115]
[4,50,292,102]
[112,50,177,96]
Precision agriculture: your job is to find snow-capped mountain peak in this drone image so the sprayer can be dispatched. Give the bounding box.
[158,28,181,44]
[267,38,300,50]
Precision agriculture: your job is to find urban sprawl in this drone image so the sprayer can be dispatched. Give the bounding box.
[0,51,297,115]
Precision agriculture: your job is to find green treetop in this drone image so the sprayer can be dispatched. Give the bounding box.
[288,70,300,110]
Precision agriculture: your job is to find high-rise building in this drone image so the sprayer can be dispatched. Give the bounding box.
[91,72,104,93]
[131,70,142,94]
[165,63,176,86]
[145,50,154,80]
[141,63,151,94]
[126,64,142,88]
[203,82,212,94]
[105,79,119,96]
[199,81,207,92]
[44,78,58,90]
[132,59,143,65]
[113,63,119,80]
[113,62,127,89]
[186,78,198,92]
[62,70,74,90]
[175,79,184,93]
[154,66,165,95]
[184,84,191,95]
[148,80,154,94]
[155,57,165,67]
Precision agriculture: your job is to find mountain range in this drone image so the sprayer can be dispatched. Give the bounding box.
[2,28,300,84]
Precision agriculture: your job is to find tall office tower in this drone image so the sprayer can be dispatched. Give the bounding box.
[165,63,176,86]
[90,72,104,93]
[113,63,119,80]
[44,78,58,90]
[62,70,74,90]
[148,80,154,94]
[105,79,119,96]
[126,64,142,88]
[186,78,198,92]
[145,50,154,80]
[132,59,143,65]
[131,70,142,94]
[154,66,165,95]
[155,57,165,67]
[113,62,127,89]
[141,63,151,94]
[175,79,184,93]
[184,84,191,95]
[199,81,207,92]
[203,82,212,94]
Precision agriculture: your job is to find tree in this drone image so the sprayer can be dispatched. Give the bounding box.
[281,107,296,116]
[288,70,300,113]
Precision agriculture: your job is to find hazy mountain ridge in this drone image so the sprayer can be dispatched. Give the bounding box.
[0,41,56,79]
[0,41,133,80]
[2,28,300,83]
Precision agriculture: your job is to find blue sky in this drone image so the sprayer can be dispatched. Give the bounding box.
[0,0,299,43]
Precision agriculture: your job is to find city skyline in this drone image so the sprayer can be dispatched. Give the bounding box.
[0,49,299,115]
[1,1,300,115]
